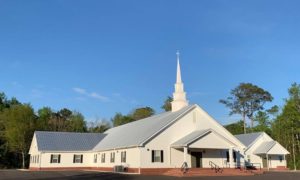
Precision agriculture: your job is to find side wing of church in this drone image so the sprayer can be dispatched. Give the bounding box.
[235,132,289,170]
[29,52,289,174]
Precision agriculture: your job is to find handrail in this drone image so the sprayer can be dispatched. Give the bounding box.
[246,162,262,170]
[209,161,223,173]
[181,162,188,174]
[237,162,262,171]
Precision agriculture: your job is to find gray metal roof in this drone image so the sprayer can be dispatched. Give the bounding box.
[234,132,263,147]
[35,131,105,151]
[93,105,196,151]
[171,129,211,147]
[253,141,276,154]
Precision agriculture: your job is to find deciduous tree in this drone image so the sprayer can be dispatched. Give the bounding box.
[0,104,37,168]
[161,96,173,112]
[224,120,245,135]
[130,107,155,120]
[272,83,300,169]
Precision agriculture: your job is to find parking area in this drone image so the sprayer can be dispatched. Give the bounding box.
[0,170,300,180]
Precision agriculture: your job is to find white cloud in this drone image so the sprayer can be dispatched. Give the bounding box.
[73,87,110,102]
[73,87,87,94]
[90,92,110,101]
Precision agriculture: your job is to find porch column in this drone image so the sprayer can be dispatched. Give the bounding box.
[184,147,188,162]
[229,147,233,168]
[266,154,269,170]
[39,153,42,170]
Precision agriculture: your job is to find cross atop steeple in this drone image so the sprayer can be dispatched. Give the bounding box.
[171,51,189,112]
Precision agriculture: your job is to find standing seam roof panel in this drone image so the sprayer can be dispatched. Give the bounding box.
[35,131,106,151]
[93,105,196,151]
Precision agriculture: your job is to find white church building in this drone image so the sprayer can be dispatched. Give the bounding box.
[29,53,289,175]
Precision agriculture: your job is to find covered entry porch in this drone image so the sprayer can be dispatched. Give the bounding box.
[171,129,243,168]
[253,141,289,170]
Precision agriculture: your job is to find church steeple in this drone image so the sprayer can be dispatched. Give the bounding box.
[171,51,189,112]
[176,51,182,83]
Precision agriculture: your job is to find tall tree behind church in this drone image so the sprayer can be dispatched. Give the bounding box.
[161,96,173,112]
[112,107,155,127]
[220,83,273,134]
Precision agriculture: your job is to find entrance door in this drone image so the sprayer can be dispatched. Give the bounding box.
[262,155,268,168]
[191,152,203,168]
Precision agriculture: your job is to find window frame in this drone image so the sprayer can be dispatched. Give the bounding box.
[121,151,126,163]
[93,154,97,163]
[226,151,229,163]
[279,155,283,162]
[110,152,115,163]
[73,154,83,163]
[151,150,164,163]
[50,154,61,164]
[233,151,237,163]
[101,153,105,163]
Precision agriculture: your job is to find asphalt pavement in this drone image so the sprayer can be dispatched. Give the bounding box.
[0,170,299,180]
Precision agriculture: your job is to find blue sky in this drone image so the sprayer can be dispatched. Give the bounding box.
[1,0,300,124]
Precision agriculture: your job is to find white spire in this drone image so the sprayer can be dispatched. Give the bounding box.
[171,51,189,112]
[176,50,182,83]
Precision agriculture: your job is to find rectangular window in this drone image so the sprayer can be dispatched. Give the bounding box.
[94,154,97,163]
[121,151,126,163]
[37,155,39,164]
[101,153,105,163]
[226,151,229,163]
[110,152,115,163]
[73,154,83,163]
[50,154,61,163]
[233,151,237,163]
[279,155,283,162]
[151,150,163,163]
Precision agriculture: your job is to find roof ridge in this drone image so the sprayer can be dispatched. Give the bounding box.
[105,104,195,133]
[35,131,104,135]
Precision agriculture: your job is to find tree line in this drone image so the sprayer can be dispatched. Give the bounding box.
[0,92,168,169]
[221,83,300,170]
[0,82,299,169]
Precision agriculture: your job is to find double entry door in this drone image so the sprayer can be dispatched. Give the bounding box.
[191,151,203,168]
